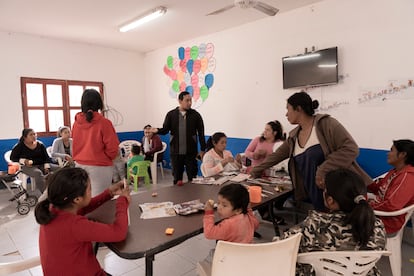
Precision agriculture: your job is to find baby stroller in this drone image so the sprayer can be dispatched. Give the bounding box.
[0,171,38,215]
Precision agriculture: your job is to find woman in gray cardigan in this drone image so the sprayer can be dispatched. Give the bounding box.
[51,126,73,165]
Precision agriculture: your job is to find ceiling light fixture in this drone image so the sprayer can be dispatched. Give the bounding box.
[119,6,167,33]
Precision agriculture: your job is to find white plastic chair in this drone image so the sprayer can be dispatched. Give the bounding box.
[150,141,167,185]
[374,203,414,276]
[197,233,301,276]
[3,150,36,191]
[296,250,391,276]
[46,146,64,167]
[200,163,208,177]
[119,140,141,160]
[0,256,40,276]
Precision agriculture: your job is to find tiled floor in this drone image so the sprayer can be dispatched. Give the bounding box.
[1,170,414,275]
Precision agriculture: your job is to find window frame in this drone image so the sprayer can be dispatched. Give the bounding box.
[20,77,104,137]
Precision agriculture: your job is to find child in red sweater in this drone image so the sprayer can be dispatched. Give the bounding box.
[203,183,259,255]
[35,167,130,276]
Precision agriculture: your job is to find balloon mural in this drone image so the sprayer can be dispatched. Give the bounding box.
[163,43,216,109]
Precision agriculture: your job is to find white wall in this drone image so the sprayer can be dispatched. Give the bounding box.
[144,0,414,150]
[0,31,146,139]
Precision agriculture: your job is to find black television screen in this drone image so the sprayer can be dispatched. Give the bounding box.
[282,47,338,89]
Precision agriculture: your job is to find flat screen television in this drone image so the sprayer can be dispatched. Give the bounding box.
[282,47,338,89]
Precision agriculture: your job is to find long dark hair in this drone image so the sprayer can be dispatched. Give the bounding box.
[393,139,414,166]
[260,120,286,142]
[325,168,375,247]
[287,91,319,116]
[81,89,103,122]
[19,128,34,143]
[35,167,89,225]
[218,183,249,214]
[205,132,226,152]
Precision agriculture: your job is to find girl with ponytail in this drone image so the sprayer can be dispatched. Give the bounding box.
[35,167,130,275]
[72,89,120,196]
[283,168,386,275]
[201,132,241,177]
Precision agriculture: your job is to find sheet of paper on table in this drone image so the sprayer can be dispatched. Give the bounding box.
[230,173,250,182]
[191,177,216,185]
[139,202,176,219]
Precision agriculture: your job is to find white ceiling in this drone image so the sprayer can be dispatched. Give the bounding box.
[0,0,323,53]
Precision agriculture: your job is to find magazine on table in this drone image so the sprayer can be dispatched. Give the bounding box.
[173,199,218,215]
[173,199,205,215]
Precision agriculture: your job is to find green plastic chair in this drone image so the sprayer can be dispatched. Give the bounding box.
[127,160,151,191]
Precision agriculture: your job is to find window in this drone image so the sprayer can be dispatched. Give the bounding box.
[21,77,104,136]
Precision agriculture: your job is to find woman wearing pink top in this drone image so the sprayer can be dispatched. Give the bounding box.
[245,121,286,222]
[244,120,286,170]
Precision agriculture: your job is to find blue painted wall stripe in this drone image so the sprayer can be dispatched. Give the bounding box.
[0,132,390,179]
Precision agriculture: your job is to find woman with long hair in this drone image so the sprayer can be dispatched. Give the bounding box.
[251,91,371,210]
[72,89,120,196]
[368,139,414,234]
[10,128,58,192]
[244,120,286,169]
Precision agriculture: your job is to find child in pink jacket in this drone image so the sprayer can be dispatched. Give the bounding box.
[202,183,259,265]
[203,183,259,243]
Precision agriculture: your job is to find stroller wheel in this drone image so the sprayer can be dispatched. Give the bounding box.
[25,195,38,207]
[17,203,30,215]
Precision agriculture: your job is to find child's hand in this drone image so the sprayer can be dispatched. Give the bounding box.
[120,185,131,203]
[109,181,131,202]
[204,199,214,211]
[109,181,125,196]
[221,156,234,166]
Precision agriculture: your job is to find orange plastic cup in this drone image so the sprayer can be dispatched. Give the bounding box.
[249,186,262,203]
[8,163,19,175]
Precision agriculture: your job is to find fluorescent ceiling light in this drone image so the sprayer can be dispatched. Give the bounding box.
[119,6,167,32]
[284,53,320,61]
[318,64,337,68]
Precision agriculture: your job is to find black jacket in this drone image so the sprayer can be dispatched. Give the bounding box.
[158,107,206,156]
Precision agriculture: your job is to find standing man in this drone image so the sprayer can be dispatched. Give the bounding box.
[152,91,206,186]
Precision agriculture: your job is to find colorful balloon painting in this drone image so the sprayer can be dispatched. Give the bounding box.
[163,43,216,108]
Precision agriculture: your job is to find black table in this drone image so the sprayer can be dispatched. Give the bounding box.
[88,179,292,276]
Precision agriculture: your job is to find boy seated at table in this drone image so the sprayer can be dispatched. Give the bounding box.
[202,183,259,264]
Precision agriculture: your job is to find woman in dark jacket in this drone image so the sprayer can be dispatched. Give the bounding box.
[11,128,58,191]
